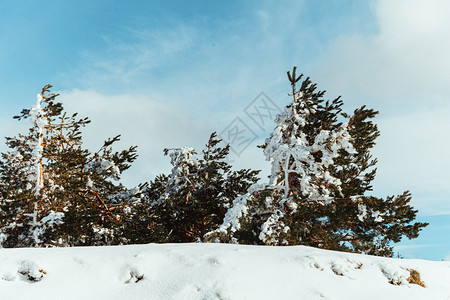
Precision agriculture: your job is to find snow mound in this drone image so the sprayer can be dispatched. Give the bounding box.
[0,243,449,300]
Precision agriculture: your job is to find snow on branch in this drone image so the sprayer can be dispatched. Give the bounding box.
[263,99,356,203]
[27,94,49,197]
[150,147,199,208]
[165,147,199,193]
[214,184,267,234]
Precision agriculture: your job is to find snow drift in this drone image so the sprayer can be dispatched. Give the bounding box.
[0,243,449,300]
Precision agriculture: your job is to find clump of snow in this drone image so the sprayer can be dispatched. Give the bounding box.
[372,210,384,222]
[380,263,410,286]
[357,204,368,222]
[152,147,199,207]
[86,177,94,188]
[259,211,288,244]
[22,211,65,245]
[40,211,65,227]
[213,184,267,235]
[263,100,356,203]
[17,260,46,282]
[28,93,49,197]
[85,159,121,181]
[165,147,199,193]
[357,204,384,223]
[0,243,448,300]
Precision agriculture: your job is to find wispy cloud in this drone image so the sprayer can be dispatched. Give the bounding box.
[70,24,197,92]
[395,243,443,250]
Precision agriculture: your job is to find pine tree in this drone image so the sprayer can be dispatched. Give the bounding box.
[0,85,138,247]
[214,67,428,256]
[149,133,260,242]
[118,175,171,244]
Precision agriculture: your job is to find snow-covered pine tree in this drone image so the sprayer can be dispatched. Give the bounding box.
[214,67,427,256]
[149,133,260,242]
[0,85,139,247]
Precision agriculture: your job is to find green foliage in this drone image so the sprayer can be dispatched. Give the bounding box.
[0,85,138,247]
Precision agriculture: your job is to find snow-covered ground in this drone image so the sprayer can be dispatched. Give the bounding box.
[0,243,449,300]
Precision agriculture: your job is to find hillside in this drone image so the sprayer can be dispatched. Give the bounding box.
[0,243,449,300]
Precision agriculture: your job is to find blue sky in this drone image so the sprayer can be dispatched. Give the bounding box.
[1,0,449,260]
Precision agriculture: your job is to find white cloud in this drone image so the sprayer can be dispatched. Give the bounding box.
[376,114,442,183]
[372,106,450,213]
[61,89,212,187]
[312,0,450,214]
[315,0,450,107]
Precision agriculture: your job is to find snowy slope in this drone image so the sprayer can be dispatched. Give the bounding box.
[0,243,449,300]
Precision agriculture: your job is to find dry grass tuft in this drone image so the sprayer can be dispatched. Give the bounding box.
[407,269,425,288]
